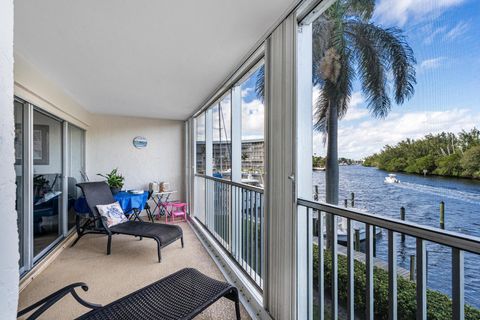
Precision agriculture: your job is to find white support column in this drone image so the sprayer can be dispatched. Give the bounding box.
[264,12,298,320]
[231,85,242,183]
[205,108,213,176]
[185,119,193,215]
[205,108,214,226]
[0,0,20,317]
[231,85,242,257]
[189,119,195,214]
[296,22,313,320]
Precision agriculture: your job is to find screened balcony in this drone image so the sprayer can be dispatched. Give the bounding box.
[2,0,480,320]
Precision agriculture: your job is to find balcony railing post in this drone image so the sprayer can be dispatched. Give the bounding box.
[416,238,427,320]
[366,224,374,320]
[331,214,338,320]
[317,211,324,320]
[452,248,464,320]
[347,218,354,320]
[388,230,397,320]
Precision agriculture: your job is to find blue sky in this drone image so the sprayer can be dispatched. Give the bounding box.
[311,0,480,159]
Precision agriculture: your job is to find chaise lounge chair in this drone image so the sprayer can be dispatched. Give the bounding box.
[73,181,183,262]
[17,268,241,320]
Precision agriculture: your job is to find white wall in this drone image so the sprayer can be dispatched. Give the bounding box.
[87,114,186,201]
[0,0,20,318]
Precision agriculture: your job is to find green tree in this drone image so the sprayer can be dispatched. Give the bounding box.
[460,146,480,178]
[313,155,326,168]
[362,128,480,179]
[434,153,462,177]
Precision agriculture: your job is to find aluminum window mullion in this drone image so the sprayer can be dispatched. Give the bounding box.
[62,122,69,236]
[23,102,34,272]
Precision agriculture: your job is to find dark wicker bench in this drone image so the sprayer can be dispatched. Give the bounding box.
[18,268,240,320]
[73,182,183,262]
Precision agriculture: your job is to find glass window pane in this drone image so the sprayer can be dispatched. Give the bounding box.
[33,110,63,258]
[212,94,232,179]
[240,65,265,187]
[196,113,206,174]
[67,125,85,230]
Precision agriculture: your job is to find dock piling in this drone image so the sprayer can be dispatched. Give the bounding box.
[354,229,360,251]
[409,255,415,281]
[351,192,355,207]
[314,185,319,201]
[440,201,445,229]
[400,207,406,242]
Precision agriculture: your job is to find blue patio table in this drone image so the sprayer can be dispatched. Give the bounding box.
[74,191,148,219]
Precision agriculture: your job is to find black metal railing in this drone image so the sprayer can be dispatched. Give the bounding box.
[298,198,480,320]
[196,174,264,289]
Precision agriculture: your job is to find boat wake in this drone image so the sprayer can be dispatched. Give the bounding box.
[394,182,480,205]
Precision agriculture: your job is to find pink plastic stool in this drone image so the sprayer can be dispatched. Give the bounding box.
[166,202,188,223]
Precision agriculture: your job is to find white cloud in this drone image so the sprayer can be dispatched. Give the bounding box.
[374,0,465,26]
[423,25,447,44]
[242,99,265,140]
[314,108,480,159]
[343,92,368,121]
[241,87,253,98]
[445,21,469,40]
[418,57,446,72]
[312,88,368,122]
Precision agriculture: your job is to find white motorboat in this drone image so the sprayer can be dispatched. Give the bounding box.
[384,173,400,184]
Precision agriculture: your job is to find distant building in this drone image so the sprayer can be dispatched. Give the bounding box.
[195,139,265,174]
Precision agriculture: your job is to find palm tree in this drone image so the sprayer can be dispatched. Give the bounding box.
[257,0,416,245]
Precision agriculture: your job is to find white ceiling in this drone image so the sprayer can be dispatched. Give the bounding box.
[14,0,297,120]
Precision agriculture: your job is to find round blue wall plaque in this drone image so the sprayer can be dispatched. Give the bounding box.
[133,136,147,149]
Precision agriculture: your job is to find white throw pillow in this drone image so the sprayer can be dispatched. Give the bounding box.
[96,202,128,228]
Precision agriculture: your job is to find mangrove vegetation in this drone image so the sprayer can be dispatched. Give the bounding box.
[363,128,480,179]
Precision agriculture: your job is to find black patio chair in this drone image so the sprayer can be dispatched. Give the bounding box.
[73,181,183,262]
[144,190,155,223]
[17,268,241,320]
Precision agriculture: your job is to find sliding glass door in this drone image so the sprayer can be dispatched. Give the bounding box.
[67,125,86,230]
[15,96,86,275]
[32,109,64,259]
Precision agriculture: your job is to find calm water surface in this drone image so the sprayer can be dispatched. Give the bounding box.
[313,165,480,307]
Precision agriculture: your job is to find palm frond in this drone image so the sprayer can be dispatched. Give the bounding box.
[347,21,416,107]
[255,65,265,102]
[366,24,416,104]
[312,17,334,86]
[345,21,391,117]
[345,0,375,20]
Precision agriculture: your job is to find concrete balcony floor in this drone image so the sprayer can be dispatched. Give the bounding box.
[18,220,250,319]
